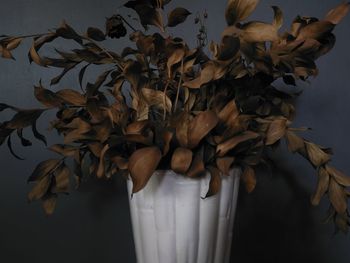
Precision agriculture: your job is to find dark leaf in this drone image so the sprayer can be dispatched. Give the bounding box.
[325,2,350,24]
[42,194,57,216]
[7,135,24,160]
[87,27,106,41]
[32,120,47,145]
[167,7,192,27]
[311,167,330,206]
[242,166,256,193]
[28,176,51,202]
[28,159,61,182]
[225,0,260,25]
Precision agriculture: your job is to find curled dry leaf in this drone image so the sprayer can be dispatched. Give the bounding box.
[56,89,86,106]
[129,146,162,193]
[225,0,260,26]
[28,159,61,182]
[28,176,51,202]
[171,147,193,174]
[53,164,70,193]
[167,7,192,27]
[242,166,256,193]
[272,6,283,29]
[187,148,206,177]
[285,130,305,153]
[205,166,221,198]
[216,157,235,175]
[97,144,109,178]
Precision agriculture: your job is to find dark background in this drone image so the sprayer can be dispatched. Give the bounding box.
[1,0,349,262]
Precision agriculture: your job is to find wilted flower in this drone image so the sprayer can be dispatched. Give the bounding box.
[105,15,127,39]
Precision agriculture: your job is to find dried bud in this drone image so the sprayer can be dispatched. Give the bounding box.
[194,17,200,24]
[106,15,127,39]
[204,11,208,19]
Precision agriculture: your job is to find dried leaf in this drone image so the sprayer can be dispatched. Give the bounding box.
[97,144,109,178]
[125,3,164,31]
[305,141,331,167]
[225,0,260,25]
[87,27,106,41]
[171,147,193,174]
[285,130,304,153]
[187,148,205,177]
[311,167,330,206]
[28,176,51,202]
[34,83,61,108]
[329,177,347,214]
[272,6,283,29]
[28,159,61,182]
[205,166,221,198]
[167,7,192,27]
[128,146,162,193]
[56,89,86,106]
[53,164,70,193]
[326,165,350,187]
[242,166,256,193]
[141,88,172,112]
[188,110,219,149]
[42,194,57,216]
[325,2,350,24]
[296,21,335,41]
[241,22,279,42]
[49,144,77,157]
[265,117,287,145]
[217,131,260,157]
[216,157,235,175]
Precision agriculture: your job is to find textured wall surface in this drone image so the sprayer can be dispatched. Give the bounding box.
[0,0,349,263]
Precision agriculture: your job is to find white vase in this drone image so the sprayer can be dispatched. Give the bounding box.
[127,168,241,263]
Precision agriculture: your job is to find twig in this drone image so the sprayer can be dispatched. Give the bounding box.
[173,59,184,113]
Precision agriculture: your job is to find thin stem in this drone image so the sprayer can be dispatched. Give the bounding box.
[163,81,170,121]
[119,15,137,32]
[83,36,124,71]
[173,59,184,113]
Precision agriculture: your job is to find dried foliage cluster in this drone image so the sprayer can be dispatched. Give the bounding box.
[1,0,350,231]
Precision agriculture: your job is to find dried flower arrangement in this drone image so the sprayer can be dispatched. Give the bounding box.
[0,0,349,232]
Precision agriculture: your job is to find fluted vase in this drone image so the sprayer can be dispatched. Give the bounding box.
[126,168,241,263]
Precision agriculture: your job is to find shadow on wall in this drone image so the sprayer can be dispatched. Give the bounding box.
[231,162,334,263]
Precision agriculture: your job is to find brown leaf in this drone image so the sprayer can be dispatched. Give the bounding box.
[29,41,48,66]
[265,117,287,145]
[28,159,61,182]
[188,110,219,149]
[325,2,350,24]
[311,167,330,206]
[171,147,193,174]
[217,100,239,126]
[141,88,172,112]
[272,6,283,29]
[167,7,192,27]
[28,176,51,202]
[34,83,61,108]
[49,144,77,157]
[1,47,14,59]
[126,4,164,31]
[326,165,350,187]
[6,37,23,50]
[225,0,260,25]
[329,177,347,214]
[187,148,205,177]
[305,141,331,167]
[217,131,260,157]
[56,89,86,106]
[216,157,235,175]
[97,144,109,178]
[296,21,335,41]
[53,164,70,193]
[205,166,222,198]
[167,48,185,77]
[241,22,279,42]
[285,130,305,153]
[242,166,256,193]
[42,194,57,216]
[175,112,190,147]
[128,146,162,193]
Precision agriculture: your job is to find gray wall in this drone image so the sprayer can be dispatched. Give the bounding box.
[0,0,349,262]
